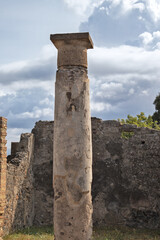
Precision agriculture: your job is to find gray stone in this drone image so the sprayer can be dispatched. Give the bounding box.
[51,32,93,240]
[3,121,160,234]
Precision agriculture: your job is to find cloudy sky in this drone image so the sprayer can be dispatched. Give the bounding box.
[1,0,160,153]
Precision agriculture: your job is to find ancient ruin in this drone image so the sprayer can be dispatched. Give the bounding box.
[0,33,160,239]
[0,117,7,238]
[0,118,160,236]
[50,33,93,240]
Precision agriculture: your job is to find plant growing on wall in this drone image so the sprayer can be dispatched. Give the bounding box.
[121,131,134,139]
[118,112,160,130]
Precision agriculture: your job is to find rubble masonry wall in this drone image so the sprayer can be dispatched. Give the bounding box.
[0,117,7,237]
[3,118,160,234]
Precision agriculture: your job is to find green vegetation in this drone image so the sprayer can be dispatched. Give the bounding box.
[3,226,53,240]
[118,112,160,130]
[121,131,134,139]
[152,92,160,124]
[93,226,160,240]
[3,226,160,240]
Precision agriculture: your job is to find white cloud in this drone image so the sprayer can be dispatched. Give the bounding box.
[1,41,160,153]
[156,42,160,49]
[40,98,53,106]
[79,0,160,32]
[97,0,145,16]
[40,44,57,60]
[0,44,56,155]
[128,88,135,95]
[106,0,160,21]
[1,0,160,156]
[99,6,105,11]
[97,82,124,99]
[15,107,53,119]
[63,0,104,18]
[88,45,160,118]
[141,90,149,96]
[120,0,145,13]
[0,44,56,93]
[146,0,160,22]
[0,61,27,72]
[64,0,90,14]
[0,80,55,98]
[89,45,160,76]
[115,0,160,22]
[0,90,8,97]
[91,101,112,112]
[139,31,160,49]
[1,42,160,123]
[139,32,153,45]
[153,31,160,39]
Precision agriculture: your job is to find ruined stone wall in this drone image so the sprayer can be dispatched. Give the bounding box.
[92,118,160,229]
[4,133,34,235]
[31,121,53,226]
[31,119,160,229]
[4,118,160,233]
[0,117,7,237]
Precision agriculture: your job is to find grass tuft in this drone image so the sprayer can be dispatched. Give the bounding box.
[3,226,160,240]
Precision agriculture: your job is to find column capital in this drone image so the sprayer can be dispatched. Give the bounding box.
[50,32,93,49]
[50,32,93,68]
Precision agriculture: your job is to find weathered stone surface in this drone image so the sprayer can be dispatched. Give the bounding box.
[50,32,93,68]
[32,121,53,226]
[30,119,160,229]
[92,119,160,229]
[4,133,34,235]
[11,142,19,157]
[3,119,160,233]
[0,117,7,237]
[2,118,160,234]
[51,33,93,240]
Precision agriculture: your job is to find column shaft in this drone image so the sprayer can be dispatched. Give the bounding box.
[51,33,93,240]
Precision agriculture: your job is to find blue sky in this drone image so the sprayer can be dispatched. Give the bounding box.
[1,0,160,153]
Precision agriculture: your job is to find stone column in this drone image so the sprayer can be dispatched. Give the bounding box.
[0,117,7,238]
[50,33,93,240]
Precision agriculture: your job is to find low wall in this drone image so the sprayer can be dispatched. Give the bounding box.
[4,118,160,234]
